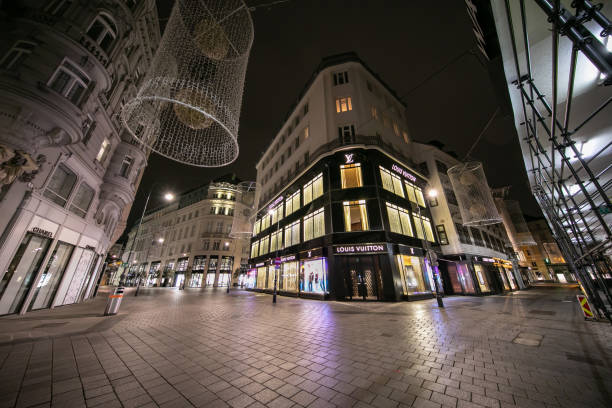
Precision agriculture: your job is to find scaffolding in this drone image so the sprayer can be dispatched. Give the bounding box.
[497,0,612,320]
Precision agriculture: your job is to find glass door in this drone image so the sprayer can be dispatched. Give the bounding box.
[0,233,52,315]
[30,241,75,310]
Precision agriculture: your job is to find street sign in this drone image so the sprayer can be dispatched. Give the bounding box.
[576,294,595,320]
[274,257,281,266]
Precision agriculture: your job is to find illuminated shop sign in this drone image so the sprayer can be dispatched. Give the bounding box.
[31,227,53,238]
[344,153,354,164]
[391,164,417,182]
[255,262,265,267]
[299,247,323,259]
[280,255,296,262]
[334,244,387,255]
[474,256,495,263]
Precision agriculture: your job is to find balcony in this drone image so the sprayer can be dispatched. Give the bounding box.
[79,35,109,67]
[200,231,229,238]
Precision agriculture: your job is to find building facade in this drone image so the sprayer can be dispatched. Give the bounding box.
[0,0,159,315]
[247,53,447,301]
[119,176,254,289]
[413,142,524,295]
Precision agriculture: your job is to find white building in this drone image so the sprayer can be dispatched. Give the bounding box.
[120,175,255,289]
[0,0,160,315]
[412,142,525,294]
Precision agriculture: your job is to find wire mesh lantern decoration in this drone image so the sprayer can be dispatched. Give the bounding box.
[505,200,536,246]
[447,162,502,226]
[121,0,254,167]
[230,181,258,238]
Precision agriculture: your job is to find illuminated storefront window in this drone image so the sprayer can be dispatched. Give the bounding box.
[250,240,259,258]
[270,229,282,252]
[245,269,256,288]
[379,166,404,197]
[256,266,267,289]
[271,203,283,224]
[281,261,298,292]
[340,163,362,188]
[253,219,261,235]
[386,202,413,237]
[285,190,301,216]
[303,208,325,241]
[284,221,300,248]
[343,200,369,231]
[259,235,269,256]
[473,264,490,293]
[267,266,277,289]
[300,258,327,293]
[396,255,431,295]
[413,213,435,242]
[404,181,425,207]
[303,173,323,205]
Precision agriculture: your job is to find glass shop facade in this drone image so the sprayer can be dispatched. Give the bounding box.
[247,148,442,301]
[439,255,518,296]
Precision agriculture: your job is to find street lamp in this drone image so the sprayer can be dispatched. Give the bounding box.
[125,185,175,296]
[417,187,444,308]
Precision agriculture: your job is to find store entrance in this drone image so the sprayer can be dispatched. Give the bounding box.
[339,256,382,300]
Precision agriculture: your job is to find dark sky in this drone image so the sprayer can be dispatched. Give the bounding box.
[123,0,541,241]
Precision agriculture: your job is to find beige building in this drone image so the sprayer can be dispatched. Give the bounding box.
[120,175,254,289]
[0,0,159,315]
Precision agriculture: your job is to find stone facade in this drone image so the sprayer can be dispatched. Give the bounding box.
[0,0,160,314]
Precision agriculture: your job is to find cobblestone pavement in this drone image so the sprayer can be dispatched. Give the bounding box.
[0,286,611,408]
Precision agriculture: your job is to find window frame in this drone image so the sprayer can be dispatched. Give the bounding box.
[335,97,353,113]
[47,58,90,105]
[43,163,78,208]
[86,13,118,52]
[340,163,363,189]
[343,200,369,232]
[68,182,95,218]
[0,40,36,70]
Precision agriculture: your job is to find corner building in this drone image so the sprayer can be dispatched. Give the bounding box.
[0,0,159,315]
[248,53,442,301]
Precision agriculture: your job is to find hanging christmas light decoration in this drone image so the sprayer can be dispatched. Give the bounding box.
[121,0,254,167]
[448,162,502,226]
[230,181,258,238]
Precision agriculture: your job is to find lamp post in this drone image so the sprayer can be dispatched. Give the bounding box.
[417,187,444,308]
[225,241,231,293]
[124,185,174,296]
[269,208,280,304]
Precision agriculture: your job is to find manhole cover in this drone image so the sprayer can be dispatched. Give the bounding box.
[529,310,556,316]
[512,332,543,347]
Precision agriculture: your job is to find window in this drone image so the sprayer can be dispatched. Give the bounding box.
[48,59,90,105]
[429,196,438,207]
[455,224,472,245]
[216,222,223,233]
[43,164,77,207]
[86,14,117,52]
[402,131,409,144]
[303,208,325,241]
[366,80,373,92]
[285,190,300,217]
[253,219,261,235]
[259,236,269,255]
[413,213,435,242]
[436,225,449,245]
[45,0,73,16]
[270,203,283,224]
[340,163,363,189]
[203,240,210,251]
[284,221,300,247]
[436,160,448,174]
[444,188,458,206]
[343,200,369,232]
[213,240,221,250]
[0,40,35,70]
[303,127,309,140]
[393,122,400,137]
[68,182,94,218]
[404,181,425,207]
[335,97,353,113]
[119,156,133,178]
[386,203,413,237]
[303,103,309,115]
[338,125,355,144]
[370,106,379,121]
[261,214,270,231]
[250,241,259,258]
[333,71,349,85]
[379,166,404,197]
[470,227,484,246]
[96,138,110,163]
[82,114,96,145]
[303,173,323,205]
[270,229,282,252]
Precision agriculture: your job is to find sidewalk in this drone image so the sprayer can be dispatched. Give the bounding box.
[0,286,611,408]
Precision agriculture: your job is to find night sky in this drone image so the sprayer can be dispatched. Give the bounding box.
[123,0,541,241]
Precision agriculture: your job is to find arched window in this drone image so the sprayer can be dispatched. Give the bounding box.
[86,13,117,52]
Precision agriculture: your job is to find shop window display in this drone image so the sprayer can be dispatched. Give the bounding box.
[256,266,267,289]
[30,241,75,310]
[300,258,327,293]
[281,261,298,292]
[473,264,490,293]
[396,255,431,295]
[245,269,256,288]
[343,200,369,231]
[0,233,52,315]
[267,266,276,289]
[205,273,215,286]
[340,163,363,188]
